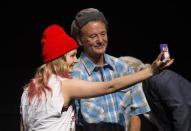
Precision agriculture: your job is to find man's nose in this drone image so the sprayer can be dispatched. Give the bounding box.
[97,35,104,43]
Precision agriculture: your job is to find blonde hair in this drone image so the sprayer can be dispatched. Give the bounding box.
[27,55,70,104]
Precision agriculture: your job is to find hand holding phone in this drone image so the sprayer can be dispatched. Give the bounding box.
[160,43,170,62]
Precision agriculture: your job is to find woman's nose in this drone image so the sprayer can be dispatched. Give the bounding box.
[74,57,78,63]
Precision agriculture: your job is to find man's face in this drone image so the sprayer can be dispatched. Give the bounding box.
[79,21,108,58]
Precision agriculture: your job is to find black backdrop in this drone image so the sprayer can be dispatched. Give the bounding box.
[1,1,190,130]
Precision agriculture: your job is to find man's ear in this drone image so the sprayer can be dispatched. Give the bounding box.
[76,36,83,46]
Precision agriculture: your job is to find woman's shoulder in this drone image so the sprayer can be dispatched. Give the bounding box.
[49,74,67,83]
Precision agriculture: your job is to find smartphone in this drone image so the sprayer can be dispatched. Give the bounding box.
[160,43,170,61]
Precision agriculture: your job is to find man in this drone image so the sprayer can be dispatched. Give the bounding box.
[120,56,191,131]
[71,8,150,131]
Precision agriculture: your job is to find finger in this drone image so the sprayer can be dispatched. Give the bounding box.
[166,59,174,67]
[157,51,164,61]
[161,59,174,69]
[162,58,169,63]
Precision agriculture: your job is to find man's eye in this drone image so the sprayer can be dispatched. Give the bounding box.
[90,35,96,38]
[101,33,105,36]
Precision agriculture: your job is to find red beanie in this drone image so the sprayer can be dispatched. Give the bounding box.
[41,24,78,63]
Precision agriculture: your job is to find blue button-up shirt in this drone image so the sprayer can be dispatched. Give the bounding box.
[72,53,150,130]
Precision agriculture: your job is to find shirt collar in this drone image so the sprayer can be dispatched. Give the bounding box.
[80,52,114,75]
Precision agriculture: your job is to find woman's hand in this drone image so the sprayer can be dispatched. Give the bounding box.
[149,51,174,75]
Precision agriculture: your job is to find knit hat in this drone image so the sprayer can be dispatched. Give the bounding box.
[41,24,78,63]
[71,8,108,38]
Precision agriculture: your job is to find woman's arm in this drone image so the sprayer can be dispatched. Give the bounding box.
[61,52,174,102]
[62,65,153,99]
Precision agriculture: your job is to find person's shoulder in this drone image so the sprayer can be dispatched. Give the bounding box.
[106,54,135,72]
[48,74,63,87]
[20,87,29,104]
[105,54,125,64]
[72,61,87,79]
[73,61,85,72]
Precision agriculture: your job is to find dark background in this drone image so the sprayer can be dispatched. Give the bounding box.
[1,1,191,130]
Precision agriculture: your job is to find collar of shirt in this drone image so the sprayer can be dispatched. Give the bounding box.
[79,52,114,75]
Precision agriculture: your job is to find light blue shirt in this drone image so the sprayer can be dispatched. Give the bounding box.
[72,53,150,129]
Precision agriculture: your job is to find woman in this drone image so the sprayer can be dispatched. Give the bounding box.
[20,24,173,131]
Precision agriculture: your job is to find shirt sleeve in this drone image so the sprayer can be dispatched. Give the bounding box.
[129,83,150,116]
[117,60,150,115]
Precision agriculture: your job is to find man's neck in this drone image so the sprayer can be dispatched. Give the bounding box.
[86,53,105,66]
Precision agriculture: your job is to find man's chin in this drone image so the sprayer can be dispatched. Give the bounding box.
[95,49,106,54]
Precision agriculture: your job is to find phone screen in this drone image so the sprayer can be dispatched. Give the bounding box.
[160,44,170,61]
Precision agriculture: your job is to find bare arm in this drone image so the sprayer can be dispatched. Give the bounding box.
[62,65,153,99]
[128,116,141,131]
[20,118,24,131]
[61,52,174,106]
[62,52,173,99]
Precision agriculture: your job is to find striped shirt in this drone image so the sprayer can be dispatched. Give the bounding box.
[72,53,150,130]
